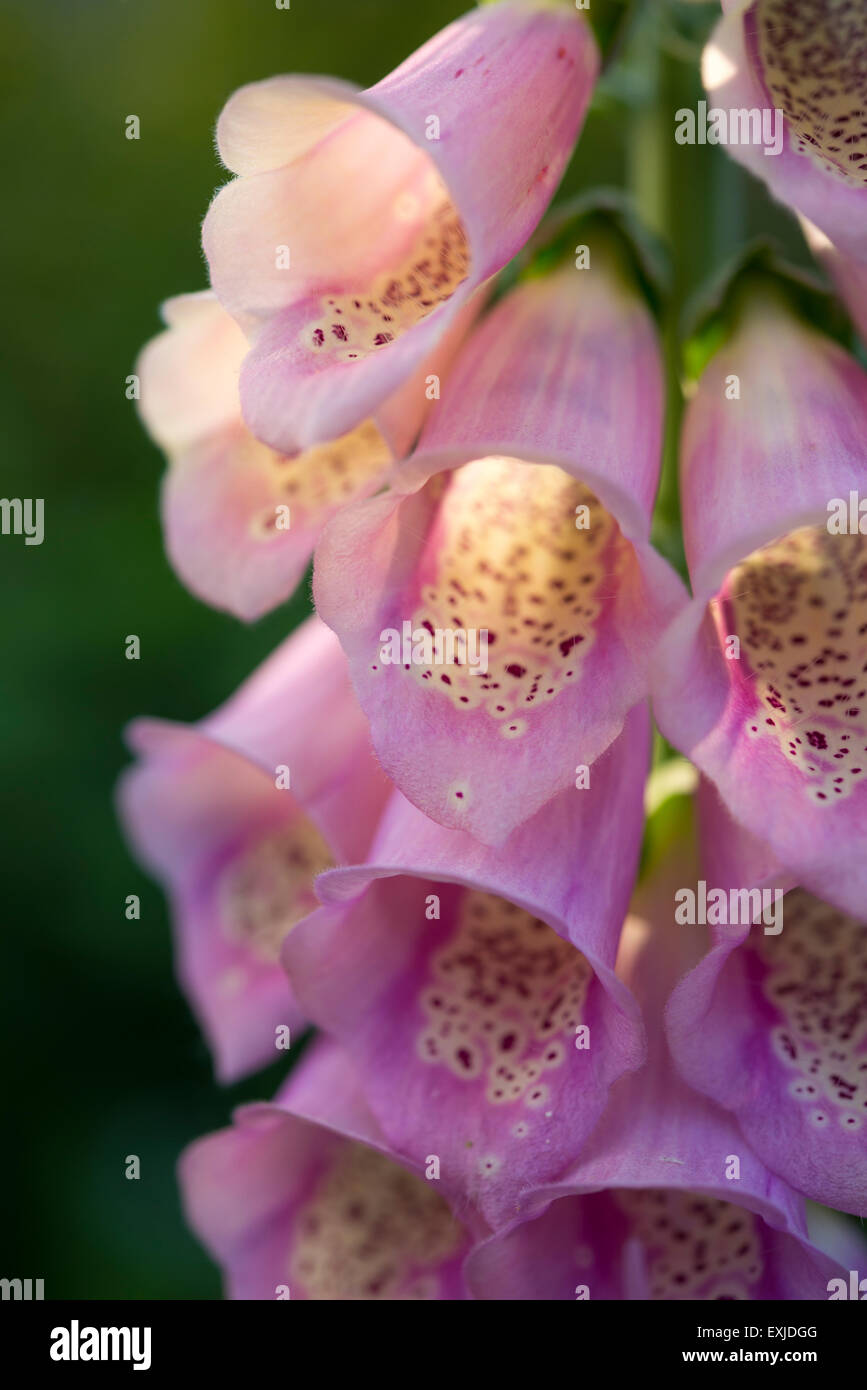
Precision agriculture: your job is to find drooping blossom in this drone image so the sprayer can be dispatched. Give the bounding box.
[179,1038,483,1299]
[117,617,389,1082]
[704,0,867,264]
[203,0,600,455]
[280,707,650,1228]
[314,256,686,845]
[136,290,478,619]
[653,280,867,917]
[666,780,867,1218]
[465,839,860,1298]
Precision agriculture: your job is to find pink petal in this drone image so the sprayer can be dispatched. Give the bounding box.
[466,1177,848,1299]
[120,721,309,1084]
[179,1038,478,1299]
[282,711,649,1228]
[667,785,867,1217]
[139,289,480,619]
[704,3,867,263]
[203,3,599,452]
[467,853,852,1298]
[653,294,867,915]
[696,776,796,908]
[160,418,393,621]
[802,216,867,347]
[407,261,668,528]
[315,269,685,844]
[137,291,245,453]
[117,618,389,1081]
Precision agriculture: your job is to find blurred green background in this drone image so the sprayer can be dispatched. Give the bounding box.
[0,0,831,1298]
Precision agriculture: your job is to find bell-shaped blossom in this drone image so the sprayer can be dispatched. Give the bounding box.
[136,290,477,620]
[704,1,867,264]
[466,843,858,1298]
[180,1038,482,1299]
[117,617,389,1083]
[314,261,686,845]
[653,285,867,917]
[281,707,650,1229]
[666,780,867,1218]
[203,0,599,454]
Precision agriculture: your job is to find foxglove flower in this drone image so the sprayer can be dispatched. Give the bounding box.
[667,781,867,1218]
[281,707,650,1228]
[136,290,477,619]
[203,0,599,455]
[653,285,867,917]
[180,1039,482,1299]
[467,856,858,1298]
[704,0,867,264]
[118,617,389,1082]
[315,260,686,845]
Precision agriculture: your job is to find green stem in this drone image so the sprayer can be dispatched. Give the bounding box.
[627,5,685,577]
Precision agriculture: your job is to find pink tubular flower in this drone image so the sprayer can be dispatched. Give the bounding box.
[314,259,686,846]
[136,290,478,620]
[653,283,867,917]
[117,617,389,1083]
[465,850,859,1299]
[179,1038,482,1299]
[280,707,650,1229]
[704,1,867,264]
[666,781,867,1218]
[203,0,600,455]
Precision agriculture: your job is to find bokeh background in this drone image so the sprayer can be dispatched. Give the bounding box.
[1,0,845,1298]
